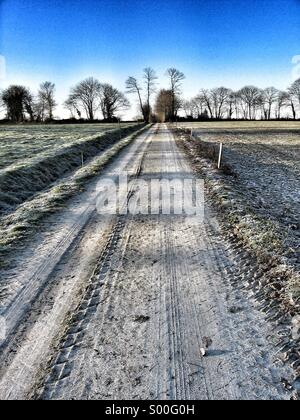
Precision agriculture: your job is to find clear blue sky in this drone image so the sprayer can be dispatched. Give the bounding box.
[0,0,299,117]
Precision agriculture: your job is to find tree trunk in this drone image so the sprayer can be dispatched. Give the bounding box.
[137,90,146,122]
[291,101,296,120]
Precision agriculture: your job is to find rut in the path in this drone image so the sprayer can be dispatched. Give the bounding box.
[35,125,294,400]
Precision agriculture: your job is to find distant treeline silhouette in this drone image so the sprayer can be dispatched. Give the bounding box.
[1,68,299,123]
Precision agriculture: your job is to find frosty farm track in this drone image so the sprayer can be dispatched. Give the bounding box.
[0,125,296,400]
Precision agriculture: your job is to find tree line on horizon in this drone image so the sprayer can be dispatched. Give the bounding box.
[182,83,300,121]
[0,69,300,123]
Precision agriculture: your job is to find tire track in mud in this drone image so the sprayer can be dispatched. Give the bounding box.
[35,130,155,400]
[38,216,127,399]
[162,223,190,400]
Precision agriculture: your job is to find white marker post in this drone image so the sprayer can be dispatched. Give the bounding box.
[218,143,223,169]
[118,118,121,139]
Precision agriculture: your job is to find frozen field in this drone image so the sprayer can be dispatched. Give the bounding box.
[0,123,144,268]
[178,121,300,131]
[178,121,300,269]
[0,123,138,172]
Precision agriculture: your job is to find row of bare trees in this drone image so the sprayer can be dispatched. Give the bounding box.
[2,74,300,122]
[64,78,130,121]
[0,82,56,122]
[0,68,181,123]
[147,68,185,122]
[0,78,130,123]
[183,79,300,120]
[125,68,158,122]
[126,68,186,122]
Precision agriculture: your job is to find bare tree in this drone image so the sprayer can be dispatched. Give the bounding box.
[262,87,278,120]
[126,69,158,122]
[99,84,130,121]
[287,92,297,120]
[126,76,146,122]
[237,86,262,120]
[190,95,206,119]
[155,89,181,122]
[23,90,35,122]
[289,78,300,118]
[276,91,289,119]
[225,90,236,119]
[38,82,57,120]
[182,100,193,118]
[167,68,185,121]
[143,67,158,122]
[200,89,214,119]
[210,87,231,119]
[66,77,102,121]
[231,91,243,119]
[1,85,33,122]
[64,95,82,119]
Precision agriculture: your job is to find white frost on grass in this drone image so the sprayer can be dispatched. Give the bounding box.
[0,124,140,215]
[0,125,148,268]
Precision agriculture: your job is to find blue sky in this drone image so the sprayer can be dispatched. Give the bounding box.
[0,0,299,117]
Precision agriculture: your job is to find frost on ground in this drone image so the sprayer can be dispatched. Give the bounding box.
[0,124,146,269]
[0,123,137,171]
[0,123,140,216]
[192,129,299,263]
[0,123,299,400]
[174,123,300,382]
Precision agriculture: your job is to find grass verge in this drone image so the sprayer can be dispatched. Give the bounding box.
[0,124,143,216]
[174,127,300,387]
[0,125,150,268]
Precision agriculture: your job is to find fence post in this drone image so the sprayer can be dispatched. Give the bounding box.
[118,118,121,139]
[218,143,223,169]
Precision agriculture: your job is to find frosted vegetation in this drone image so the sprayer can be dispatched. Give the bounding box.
[0,124,137,171]
[0,123,145,268]
[177,122,300,305]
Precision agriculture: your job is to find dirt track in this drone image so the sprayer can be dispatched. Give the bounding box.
[0,125,296,400]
